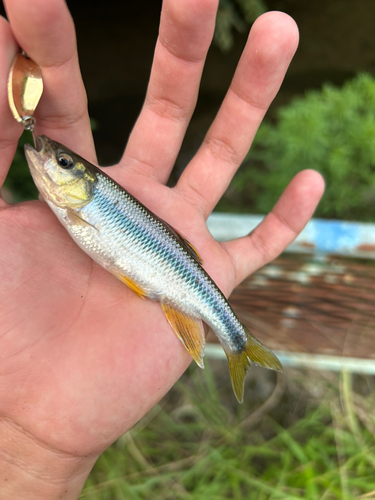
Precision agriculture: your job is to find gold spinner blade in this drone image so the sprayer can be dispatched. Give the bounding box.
[7,51,43,129]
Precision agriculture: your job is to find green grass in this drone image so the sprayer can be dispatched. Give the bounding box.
[81,361,375,499]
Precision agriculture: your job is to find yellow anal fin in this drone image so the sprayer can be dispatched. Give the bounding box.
[161,302,205,368]
[116,274,147,300]
[225,324,282,403]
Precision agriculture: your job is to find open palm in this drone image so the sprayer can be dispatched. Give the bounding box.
[0,0,323,493]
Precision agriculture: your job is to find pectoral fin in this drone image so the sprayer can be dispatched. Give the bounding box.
[161,303,205,368]
[66,209,98,230]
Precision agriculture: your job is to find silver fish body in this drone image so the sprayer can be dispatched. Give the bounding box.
[25,135,281,402]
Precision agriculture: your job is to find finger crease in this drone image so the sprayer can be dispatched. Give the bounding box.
[38,54,77,71]
[271,210,299,236]
[221,243,239,288]
[229,86,269,113]
[158,37,206,66]
[203,136,242,166]
[36,108,88,131]
[124,156,161,180]
[249,228,273,267]
[0,138,19,153]
[177,183,208,216]
[146,95,191,123]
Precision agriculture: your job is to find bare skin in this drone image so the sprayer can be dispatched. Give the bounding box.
[0,0,324,498]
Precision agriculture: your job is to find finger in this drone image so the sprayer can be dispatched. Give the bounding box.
[3,0,96,162]
[0,16,22,207]
[222,169,325,285]
[176,12,299,218]
[119,0,217,184]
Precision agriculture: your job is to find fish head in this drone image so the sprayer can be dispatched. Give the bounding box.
[24,135,96,208]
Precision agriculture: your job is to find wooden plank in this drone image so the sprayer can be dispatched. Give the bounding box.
[206,253,375,362]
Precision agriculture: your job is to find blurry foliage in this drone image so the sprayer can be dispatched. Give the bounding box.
[215,0,266,51]
[220,73,375,221]
[82,362,375,499]
[6,73,375,223]
[3,130,38,202]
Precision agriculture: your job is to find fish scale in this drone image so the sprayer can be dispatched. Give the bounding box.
[63,175,225,318]
[25,135,282,402]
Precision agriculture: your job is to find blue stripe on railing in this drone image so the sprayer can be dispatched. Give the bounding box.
[207,213,375,259]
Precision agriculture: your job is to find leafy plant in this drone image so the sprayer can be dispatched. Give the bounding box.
[81,361,375,499]
[215,0,266,51]
[222,73,375,221]
[3,130,38,203]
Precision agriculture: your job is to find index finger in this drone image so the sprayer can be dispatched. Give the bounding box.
[3,0,96,162]
[0,16,21,207]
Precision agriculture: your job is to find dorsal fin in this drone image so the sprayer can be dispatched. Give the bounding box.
[175,229,203,265]
[156,216,203,265]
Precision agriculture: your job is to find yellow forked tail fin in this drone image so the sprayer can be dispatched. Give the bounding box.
[225,325,282,403]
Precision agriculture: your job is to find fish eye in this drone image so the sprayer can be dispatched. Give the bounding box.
[57,152,74,169]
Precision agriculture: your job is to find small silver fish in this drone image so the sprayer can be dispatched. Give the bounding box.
[25,135,282,402]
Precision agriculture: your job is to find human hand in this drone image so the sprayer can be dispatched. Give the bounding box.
[0,0,324,497]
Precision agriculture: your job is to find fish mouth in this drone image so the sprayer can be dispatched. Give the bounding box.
[24,134,47,155]
[35,135,46,153]
[24,135,51,176]
[24,135,52,181]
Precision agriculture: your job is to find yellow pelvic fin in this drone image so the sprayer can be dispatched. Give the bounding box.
[161,303,205,368]
[225,325,282,403]
[116,273,147,300]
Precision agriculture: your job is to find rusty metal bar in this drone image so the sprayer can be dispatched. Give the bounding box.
[206,213,375,371]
